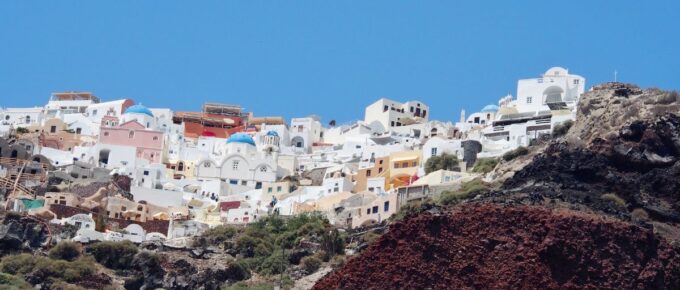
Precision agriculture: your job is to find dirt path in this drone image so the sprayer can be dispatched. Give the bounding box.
[293,267,332,290]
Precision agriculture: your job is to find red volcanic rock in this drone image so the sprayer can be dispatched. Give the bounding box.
[314,204,680,290]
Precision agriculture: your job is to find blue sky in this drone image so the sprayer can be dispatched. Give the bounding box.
[1,1,678,125]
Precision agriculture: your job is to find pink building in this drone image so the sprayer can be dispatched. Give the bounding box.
[99,116,164,164]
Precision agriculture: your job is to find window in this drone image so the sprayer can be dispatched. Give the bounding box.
[255,182,262,189]
[366,169,371,177]
[229,179,238,185]
[93,109,98,116]
[394,163,400,169]
[137,205,143,211]
[372,206,378,214]
[50,126,56,133]
[402,162,409,168]
[431,147,438,157]
[412,161,417,167]
[422,110,427,117]
[232,160,239,170]
[268,187,273,193]
[378,167,383,174]
[383,105,388,112]
[153,136,158,141]
[76,128,82,134]
[204,162,211,168]
[527,96,532,104]
[384,201,390,212]
[368,187,374,192]
[4,116,8,120]
[260,166,267,172]
[276,186,282,192]
[410,107,414,112]
[396,122,401,126]
[379,160,383,165]
[391,121,395,127]
[143,170,149,176]
[129,131,135,138]
[574,79,580,85]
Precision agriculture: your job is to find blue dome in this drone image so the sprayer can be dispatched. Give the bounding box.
[481,104,499,112]
[125,104,154,117]
[227,133,256,146]
[266,131,279,137]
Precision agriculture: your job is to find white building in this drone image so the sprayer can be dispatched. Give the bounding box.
[195,133,278,189]
[289,116,323,153]
[364,98,429,132]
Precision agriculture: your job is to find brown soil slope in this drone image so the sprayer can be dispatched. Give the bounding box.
[314,204,680,290]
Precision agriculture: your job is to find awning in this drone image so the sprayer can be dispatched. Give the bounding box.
[391,156,418,163]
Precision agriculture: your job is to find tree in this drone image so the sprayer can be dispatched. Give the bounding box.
[424,153,460,174]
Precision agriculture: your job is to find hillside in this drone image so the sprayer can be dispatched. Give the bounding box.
[315,83,680,289]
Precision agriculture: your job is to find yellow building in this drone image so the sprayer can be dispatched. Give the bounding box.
[388,150,421,189]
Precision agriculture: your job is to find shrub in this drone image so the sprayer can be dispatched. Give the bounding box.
[49,241,82,261]
[0,254,95,285]
[502,146,529,162]
[224,261,251,282]
[363,231,381,245]
[330,255,345,268]
[472,158,498,174]
[425,153,460,174]
[86,240,138,270]
[439,179,490,205]
[300,256,322,273]
[0,272,32,290]
[15,127,29,134]
[601,193,626,208]
[391,199,433,221]
[631,208,649,222]
[195,225,238,248]
[320,229,345,257]
[552,120,574,137]
[256,249,288,276]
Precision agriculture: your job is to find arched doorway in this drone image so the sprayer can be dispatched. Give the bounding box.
[10,150,18,159]
[544,86,564,104]
[291,136,305,148]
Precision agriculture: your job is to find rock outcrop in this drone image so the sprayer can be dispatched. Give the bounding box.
[314,204,680,290]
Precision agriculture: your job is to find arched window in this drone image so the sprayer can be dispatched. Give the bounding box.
[129,131,135,138]
[177,162,184,171]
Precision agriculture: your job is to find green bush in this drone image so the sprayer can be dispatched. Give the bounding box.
[601,193,626,208]
[471,158,499,174]
[439,179,490,205]
[391,199,433,221]
[300,256,322,273]
[49,241,82,261]
[552,120,574,137]
[256,249,289,276]
[15,127,29,134]
[0,272,32,290]
[86,240,138,270]
[502,146,529,162]
[631,208,649,222]
[195,225,239,248]
[0,254,95,285]
[330,255,345,268]
[425,153,460,174]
